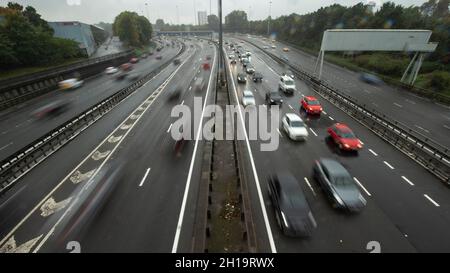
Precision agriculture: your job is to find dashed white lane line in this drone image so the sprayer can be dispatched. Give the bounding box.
[401,176,415,186]
[309,128,318,137]
[383,161,395,170]
[189,86,192,91]
[414,125,430,133]
[288,104,294,110]
[139,168,151,187]
[303,177,316,196]
[368,149,378,156]
[277,128,283,137]
[0,142,13,151]
[328,116,335,121]
[353,177,372,197]
[424,194,440,207]
[394,103,403,108]
[405,99,416,105]
[167,123,173,133]
[443,125,450,130]
[181,100,184,105]
[322,111,327,115]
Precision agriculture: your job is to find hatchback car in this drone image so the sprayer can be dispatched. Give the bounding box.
[313,158,366,212]
[282,113,308,140]
[105,67,118,74]
[268,172,317,237]
[301,96,323,115]
[246,65,255,74]
[237,73,247,83]
[252,72,263,82]
[242,90,256,106]
[266,91,283,105]
[327,123,363,151]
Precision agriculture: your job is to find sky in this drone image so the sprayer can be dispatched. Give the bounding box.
[0,0,429,25]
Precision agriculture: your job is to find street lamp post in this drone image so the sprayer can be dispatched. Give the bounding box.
[267,1,272,36]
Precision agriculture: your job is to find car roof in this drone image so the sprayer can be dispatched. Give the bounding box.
[319,159,350,176]
[285,113,302,121]
[243,90,253,96]
[334,123,352,132]
[281,75,293,80]
[304,96,318,101]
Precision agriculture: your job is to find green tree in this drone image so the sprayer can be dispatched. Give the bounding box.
[207,14,219,31]
[225,10,248,32]
[113,11,153,47]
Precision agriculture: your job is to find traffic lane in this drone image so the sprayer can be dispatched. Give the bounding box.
[0,54,183,244]
[244,54,450,251]
[246,37,450,147]
[0,45,183,161]
[72,48,215,252]
[229,61,416,252]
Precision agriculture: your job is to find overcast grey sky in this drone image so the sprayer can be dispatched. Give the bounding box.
[0,0,428,25]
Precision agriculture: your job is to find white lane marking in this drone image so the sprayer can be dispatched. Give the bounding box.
[401,176,415,186]
[277,128,283,137]
[424,194,440,207]
[189,86,192,91]
[405,99,416,105]
[322,111,327,115]
[368,149,378,156]
[394,103,403,108]
[172,46,217,253]
[225,47,277,253]
[0,142,13,151]
[288,104,294,110]
[139,168,151,187]
[383,161,395,170]
[444,125,450,130]
[359,140,364,145]
[303,177,316,196]
[414,125,430,133]
[309,128,318,137]
[2,48,195,251]
[328,116,334,121]
[353,177,371,197]
[167,123,173,133]
[181,100,184,105]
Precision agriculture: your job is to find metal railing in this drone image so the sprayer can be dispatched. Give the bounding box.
[0,45,185,194]
[244,38,450,184]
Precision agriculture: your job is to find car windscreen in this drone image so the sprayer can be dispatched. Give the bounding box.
[332,175,353,186]
[307,100,320,105]
[338,130,356,138]
[285,80,294,85]
[290,120,305,127]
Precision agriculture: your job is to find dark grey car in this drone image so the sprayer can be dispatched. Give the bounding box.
[266,91,283,105]
[268,172,317,237]
[313,158,366,212]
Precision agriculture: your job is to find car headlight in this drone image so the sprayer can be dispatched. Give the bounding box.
[280,100,283,103]
[270,99,274,102]
[280,211,289,228]
[343,143,350,148]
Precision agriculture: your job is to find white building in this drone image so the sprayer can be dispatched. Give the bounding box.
[198,11,207,26]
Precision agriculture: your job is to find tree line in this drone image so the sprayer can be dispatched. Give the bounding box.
[113,11,152,47]
[0,2,81,70]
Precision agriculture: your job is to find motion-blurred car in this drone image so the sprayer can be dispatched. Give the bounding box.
[58,78,83,90]
[127,72,141,81]
[252,72,263,82]
[105,67,118,75]
[279,75,296,94]
[237,73,247,83]
[327,123,363,152]
[242,90,256,106]
[283,47,290,52]
[130,57,139,64]
[155,55,162,60]
[313,158,366,212]
[300,96,323,115]
[263,45,270,49]
[281,70,294,79]
[359,72,383,85]
[271,45,277,49]
[282,113,308,141]
[120,63,133,71]
[267,172,317,237]
[194,77,205,92]
[173,59,181,65]
[281,55,289,63]
[266,91,283,105]
[202,62,211,70]
[245,65,255,74]
[32,99,72,119]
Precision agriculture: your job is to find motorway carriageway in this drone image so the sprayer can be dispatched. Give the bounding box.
[226,37,450,252]
[243,35,450,148]
[0,39,216,252]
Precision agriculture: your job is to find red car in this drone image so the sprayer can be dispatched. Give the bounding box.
[301,96,322,114]
[327,123,363,151]
[120,63,133,71]
[202,63,211,70]
[130,58,139,64]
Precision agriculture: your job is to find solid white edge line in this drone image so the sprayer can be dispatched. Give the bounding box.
[139,168,151,187]
[171,46,217,253]
[401,176,414,186]
[353,177,372,197]
[225,47,278,253]
[424,194,440,207]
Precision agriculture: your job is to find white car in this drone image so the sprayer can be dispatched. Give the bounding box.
[228,54,235,59]
[271,45,276,49]
[263,45,269,49]
[58,78,84,90]
[246,65,255,74]
[105,67,118,74]
[279,75,296,95]
[242,90,256,106]
[246,51,252,57]
[282,113,309,141]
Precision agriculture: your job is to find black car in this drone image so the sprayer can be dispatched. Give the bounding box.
[173,59,181,65]
[313,158,367,212]
[266,91,283,105]
[237,73,247,83]
[268,173,317,237]
[252,72,263,82]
